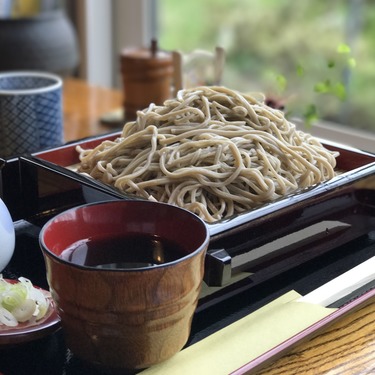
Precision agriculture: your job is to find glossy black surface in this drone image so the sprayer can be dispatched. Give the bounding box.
[0,153,375,374]
[1,211,375,374]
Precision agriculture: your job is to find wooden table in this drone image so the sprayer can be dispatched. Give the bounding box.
[63,77,123,142]
[256,301,375,374]
[62,78,375,375]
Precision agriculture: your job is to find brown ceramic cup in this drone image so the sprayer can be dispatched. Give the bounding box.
[39,200,209,372]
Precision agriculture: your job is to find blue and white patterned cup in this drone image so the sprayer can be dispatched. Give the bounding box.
[0,71,63,158]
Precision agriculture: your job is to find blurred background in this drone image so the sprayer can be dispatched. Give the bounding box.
[1,0,374,138]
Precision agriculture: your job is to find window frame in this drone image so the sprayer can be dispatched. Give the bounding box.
[74,0,156,88]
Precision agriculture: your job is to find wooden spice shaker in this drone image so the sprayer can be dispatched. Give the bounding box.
[120,40,173,121]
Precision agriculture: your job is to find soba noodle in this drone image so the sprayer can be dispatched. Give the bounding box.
[77,86,338,222]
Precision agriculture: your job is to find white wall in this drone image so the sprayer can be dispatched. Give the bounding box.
[76,0,156,88]
[111,0,153,88]
[75,0,112,87]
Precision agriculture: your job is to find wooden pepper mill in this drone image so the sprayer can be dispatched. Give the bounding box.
[120,40,173,121]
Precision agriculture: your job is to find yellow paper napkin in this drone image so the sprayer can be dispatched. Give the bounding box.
[141,290,336,375]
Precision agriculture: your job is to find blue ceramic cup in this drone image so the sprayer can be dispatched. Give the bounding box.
[0,71,63,158]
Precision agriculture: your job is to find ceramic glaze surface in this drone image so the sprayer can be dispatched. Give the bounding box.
[0,10,79,76]
[0,198,15,271]
[0,71,63,158]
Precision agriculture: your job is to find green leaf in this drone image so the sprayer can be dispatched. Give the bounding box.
[276,74,287,92]
[314,80,346,101]
[332,82,347,101]
[314,80,331,93]
[337,43,351,54]
[327,59,335,68]
[303,104,318,127]
[347,57,356,68]
[296,63,304,77]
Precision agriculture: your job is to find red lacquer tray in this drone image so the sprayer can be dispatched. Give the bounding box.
[27,132,375,236]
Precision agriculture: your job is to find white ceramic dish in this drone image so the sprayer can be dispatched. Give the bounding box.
[0,198,15,272]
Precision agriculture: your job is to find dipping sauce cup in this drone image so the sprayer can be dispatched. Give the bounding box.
[39,200,209,372]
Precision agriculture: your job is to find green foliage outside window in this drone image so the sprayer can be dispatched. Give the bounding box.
[158,0,375,133]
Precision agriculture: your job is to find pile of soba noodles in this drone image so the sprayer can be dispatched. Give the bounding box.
[77,86,338,223]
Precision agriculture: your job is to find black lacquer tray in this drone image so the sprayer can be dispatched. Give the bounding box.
[0,135,375,374]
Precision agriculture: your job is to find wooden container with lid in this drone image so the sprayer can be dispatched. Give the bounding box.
[120,40,173,121]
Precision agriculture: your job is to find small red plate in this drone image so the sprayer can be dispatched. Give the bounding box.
[0,279,60,346]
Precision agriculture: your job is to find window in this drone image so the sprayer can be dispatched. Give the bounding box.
[157,0,375,142]
[74,1,375,151]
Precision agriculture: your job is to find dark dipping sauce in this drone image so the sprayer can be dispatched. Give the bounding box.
[60,233,187,269]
